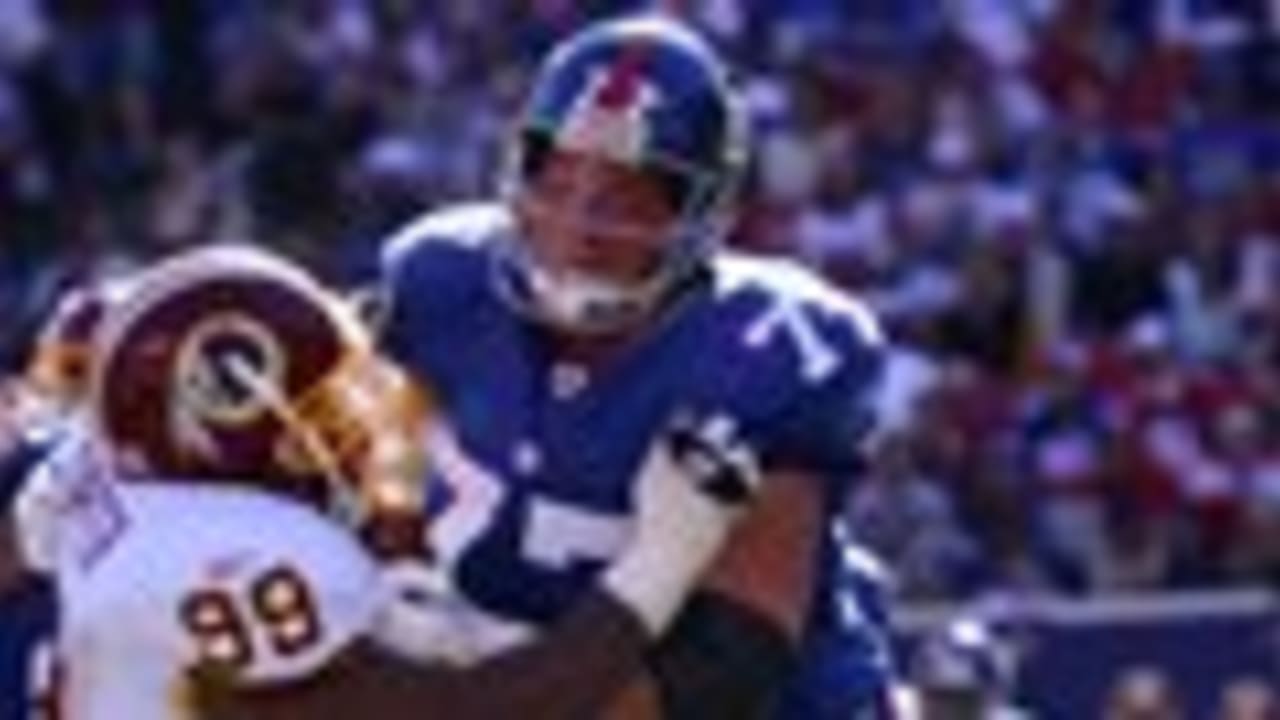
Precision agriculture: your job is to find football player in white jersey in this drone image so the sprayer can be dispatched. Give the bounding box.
[1,244,759,719]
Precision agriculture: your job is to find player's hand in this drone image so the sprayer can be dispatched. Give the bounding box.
[603,411,762,636]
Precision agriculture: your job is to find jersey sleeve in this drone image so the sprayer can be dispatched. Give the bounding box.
[758,325,885,476]
[377,219,453,376]
[375,203,508,393]
[702,260,888,478]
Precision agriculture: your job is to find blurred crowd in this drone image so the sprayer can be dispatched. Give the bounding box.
[908,615,1277,719]
[0,0,1276,602]
[1103,666,1276,720]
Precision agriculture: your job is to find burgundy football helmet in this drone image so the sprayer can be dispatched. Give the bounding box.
[88,245,429,526]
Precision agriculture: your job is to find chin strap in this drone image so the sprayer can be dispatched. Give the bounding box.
[524,264,660,333]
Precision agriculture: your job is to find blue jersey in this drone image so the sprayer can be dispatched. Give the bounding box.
[380,203,894,716]
[778,523,899,718]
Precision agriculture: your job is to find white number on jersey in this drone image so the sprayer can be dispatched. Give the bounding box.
[522,496,628,570]
[428,428,626,574]
[743,292,842,385]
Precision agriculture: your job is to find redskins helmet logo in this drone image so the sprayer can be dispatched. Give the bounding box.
[91,245,359,481]
[173,312,286,427]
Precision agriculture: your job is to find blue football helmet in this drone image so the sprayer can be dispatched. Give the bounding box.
[496,14,748,332]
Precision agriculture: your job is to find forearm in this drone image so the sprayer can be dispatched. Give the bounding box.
[649,590,799,720]
[198,587,650,720]
[647,469,822,718]
[417,588,649,718]
[700,468,820,640]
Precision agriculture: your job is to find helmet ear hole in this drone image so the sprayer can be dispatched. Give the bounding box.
[516,129,554,184]
[646,162,694,215]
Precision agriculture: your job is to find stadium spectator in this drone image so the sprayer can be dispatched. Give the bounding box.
[1214,677,1279,720]
[1105,665,1186,720]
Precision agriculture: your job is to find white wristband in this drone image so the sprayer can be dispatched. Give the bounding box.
[600,437,742,636]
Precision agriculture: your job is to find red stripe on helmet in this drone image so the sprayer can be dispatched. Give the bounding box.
[593,42,649,111]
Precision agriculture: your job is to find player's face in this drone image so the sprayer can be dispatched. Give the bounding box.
[513,148,680,288]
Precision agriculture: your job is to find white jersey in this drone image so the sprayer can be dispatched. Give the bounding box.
[18,435,382,720]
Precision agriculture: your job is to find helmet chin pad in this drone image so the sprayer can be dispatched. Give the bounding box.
[524,262,664,333]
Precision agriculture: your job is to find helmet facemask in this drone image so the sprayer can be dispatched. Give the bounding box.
[497,126,738,334]
[277,349,431,535]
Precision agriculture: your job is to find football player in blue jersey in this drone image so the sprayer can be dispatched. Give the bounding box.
[377,14,900,718]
